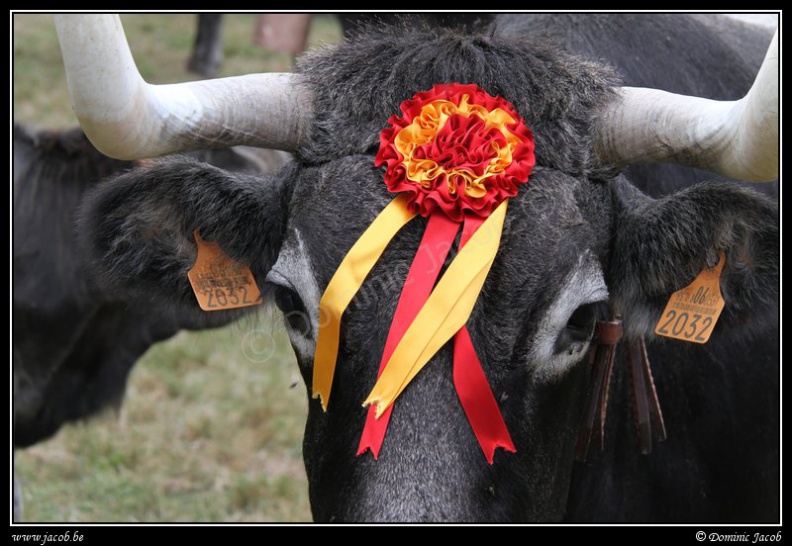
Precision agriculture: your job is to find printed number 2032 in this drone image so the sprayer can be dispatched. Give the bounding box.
[656,310,714,342]
[205,286,254,308]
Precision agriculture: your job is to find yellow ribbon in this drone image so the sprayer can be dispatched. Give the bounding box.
[312,194,417,410]
[363,200,508,417]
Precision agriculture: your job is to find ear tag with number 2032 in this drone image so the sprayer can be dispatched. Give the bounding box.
[654,253,726,344]
[187,230,263,311]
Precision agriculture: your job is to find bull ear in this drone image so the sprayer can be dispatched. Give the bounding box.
[608,178,778,338]
[77,156,291,313]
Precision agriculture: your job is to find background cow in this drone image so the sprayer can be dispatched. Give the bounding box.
[187,13,497,76]
[53,12,778,522]
[12,121,289,520]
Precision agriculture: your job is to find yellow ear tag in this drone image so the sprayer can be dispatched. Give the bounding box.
[187,230,263,311]
[654,253,726,343]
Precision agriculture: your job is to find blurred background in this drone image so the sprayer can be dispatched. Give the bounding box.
[13,13,346,523]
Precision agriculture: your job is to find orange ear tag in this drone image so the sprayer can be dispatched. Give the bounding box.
[654,253,726,344]
[187,230,263,311]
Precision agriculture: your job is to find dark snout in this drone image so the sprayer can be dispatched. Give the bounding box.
[304,346,501,522]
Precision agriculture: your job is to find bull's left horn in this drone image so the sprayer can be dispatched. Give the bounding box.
[595,30,778,182]
[54,14,312,160]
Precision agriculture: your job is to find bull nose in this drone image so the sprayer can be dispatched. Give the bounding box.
[315,356,499,522]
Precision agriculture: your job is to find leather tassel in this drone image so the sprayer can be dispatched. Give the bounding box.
[576,319,666,461]
[574,318,622,461]
[626,337,666,453]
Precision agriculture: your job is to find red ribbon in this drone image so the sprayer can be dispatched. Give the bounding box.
[357,213,515,463]
[454,216,516,463]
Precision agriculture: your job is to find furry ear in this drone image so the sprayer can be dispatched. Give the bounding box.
[77,155,292,313]
[608,178,778,338]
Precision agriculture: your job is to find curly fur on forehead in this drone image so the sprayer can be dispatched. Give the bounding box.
[295,26,621,179]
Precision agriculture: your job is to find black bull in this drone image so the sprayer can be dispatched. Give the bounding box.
[53,14,782,521]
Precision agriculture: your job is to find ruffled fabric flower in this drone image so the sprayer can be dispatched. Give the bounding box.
[376,83,535,222]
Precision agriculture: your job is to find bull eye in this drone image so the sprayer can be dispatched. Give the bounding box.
[554,303,597,356]
[270,284,311,336]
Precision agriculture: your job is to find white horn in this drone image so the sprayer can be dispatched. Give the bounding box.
[54,14,312,160]
[595,30,778,182]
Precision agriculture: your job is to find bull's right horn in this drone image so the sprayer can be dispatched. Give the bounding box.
[55,14,312,160]
[595,30,778,182]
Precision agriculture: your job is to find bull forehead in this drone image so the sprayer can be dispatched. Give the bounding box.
[275,158,613,362]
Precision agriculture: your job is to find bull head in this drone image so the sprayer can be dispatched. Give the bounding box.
[55,14,779,522]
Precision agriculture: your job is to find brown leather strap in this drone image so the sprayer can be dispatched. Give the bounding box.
[626,338,652,453]
[574,318,622,461]
[575,318,666,461]
[643,340,667,444]
[626,337,667,454]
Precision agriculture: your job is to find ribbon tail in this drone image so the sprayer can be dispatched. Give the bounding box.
[313,195,416,410]
[363,201,508,417]
[357,405,393,459]
[357,212,460,457]
[454,327,516,464]
[453,214,514,464]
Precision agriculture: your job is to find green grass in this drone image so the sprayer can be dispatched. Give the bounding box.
[16,310,314,522]
[13,13,344,523]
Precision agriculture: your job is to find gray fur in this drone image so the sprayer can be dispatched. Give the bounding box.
[74,17,778,522]
[609,179,778,337]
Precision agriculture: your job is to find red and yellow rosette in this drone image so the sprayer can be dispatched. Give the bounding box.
[312,83,535,464]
